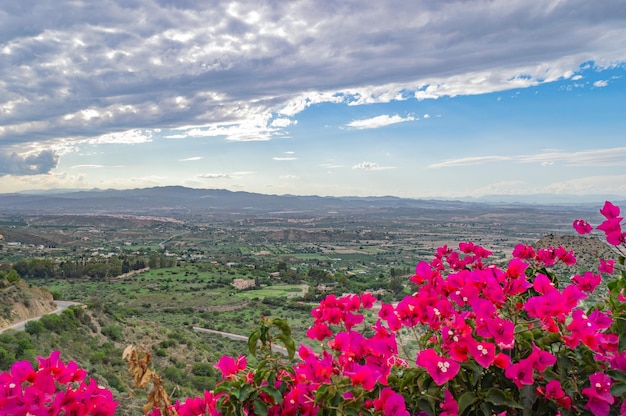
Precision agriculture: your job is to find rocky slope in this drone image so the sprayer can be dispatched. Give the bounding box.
[0,279,57,329]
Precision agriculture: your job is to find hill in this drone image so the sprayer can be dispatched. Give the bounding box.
[0,279,57,329]
[0,186,608,220]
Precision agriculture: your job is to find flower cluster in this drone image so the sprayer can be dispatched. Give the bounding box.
[0,350,117,415]
[190,201,625,415]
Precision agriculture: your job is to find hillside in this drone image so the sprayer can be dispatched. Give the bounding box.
[534,234,619,272]
[0,279,57,329]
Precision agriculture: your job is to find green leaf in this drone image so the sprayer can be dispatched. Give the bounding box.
[248,330,260,356]
[458,391,476,415]
[619,332,626,353]
[485,388,524,409]
[611,381,626,396]
[608,369,626,384]
[261,385,284,405]
[479,402,492,416]
[537,332,561,348]
[284,335,296,360]
[275,333,296,360]
[238,383,252,402]
[272,317,292,336]
[260,325,269,344]
[520,384,537,416]
[253,399,268,416]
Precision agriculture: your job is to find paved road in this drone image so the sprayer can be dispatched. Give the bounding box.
[0,301,82,334]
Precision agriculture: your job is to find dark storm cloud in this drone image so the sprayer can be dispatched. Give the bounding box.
[0,150,59,176]
[1,0,625,150]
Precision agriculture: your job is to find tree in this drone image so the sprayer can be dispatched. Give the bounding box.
[5,269,19,283]
[24,320,45,335]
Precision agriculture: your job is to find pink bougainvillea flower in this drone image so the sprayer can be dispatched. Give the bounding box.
[588,310,613,330]
[440,389,458,416]
[416,349,460,385]
[527,343,556,372]
[411,261,439,285]
[597,217,625,245]
[9,360,36,384]
[598,258,615,274]
[485,316,515,349]
[214,355,246,380]
[493,353,511,369]
[554,246,576,266]
[536,248,557,267]
[571,271,602,294]
[512,244,536,260]
[378,303,402,331]
[600,201,620,219]
[360,292,377,309]
[582,372,614,416]
[533,273,557,295]
[543,379,566,399]
[573,219,593,234]
[373,388,410,416]
[504,358,535,388]
[345,363,379,390]
[469,341,496,368]
[537,380,572,409]
[505,258,529,279]
[306,322,333,341]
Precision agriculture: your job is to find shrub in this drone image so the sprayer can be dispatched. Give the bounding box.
[101,324,123,341]
[24,319,45,335]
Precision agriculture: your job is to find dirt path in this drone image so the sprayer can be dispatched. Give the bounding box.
[111,267,150,280]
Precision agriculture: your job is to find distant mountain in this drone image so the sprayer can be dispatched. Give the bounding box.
[461,193,626,205]
[0,186,607,219]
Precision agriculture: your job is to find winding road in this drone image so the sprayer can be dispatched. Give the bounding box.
[0,301,82,334]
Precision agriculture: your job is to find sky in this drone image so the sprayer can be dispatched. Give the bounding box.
[1,0,626,200]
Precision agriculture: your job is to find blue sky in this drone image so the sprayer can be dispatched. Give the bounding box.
[1,1,626,200]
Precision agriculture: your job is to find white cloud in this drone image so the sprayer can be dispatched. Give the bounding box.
[320,163,344,169]
[271,118,295,127]
[431,147,626,168]
[88,129,153,145]
[519,147,626,166]
[272,157,298,161]
[429,156,513,168]
[538,174,626,195]
[346,114,416,129]
[352,162,395,170]
[0,172,88,193]
[70,164,124,169]
[198,173,231,179]
[179,157,204,162]
[593,79,609,87]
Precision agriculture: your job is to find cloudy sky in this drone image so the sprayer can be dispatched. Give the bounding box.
[1,0,626,200]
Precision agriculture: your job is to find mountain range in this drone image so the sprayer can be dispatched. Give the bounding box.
[0,186,621,219]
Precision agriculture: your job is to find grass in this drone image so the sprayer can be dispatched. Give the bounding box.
[233,284,307,300]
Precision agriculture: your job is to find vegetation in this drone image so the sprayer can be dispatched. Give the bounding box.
[0,200,622,414]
